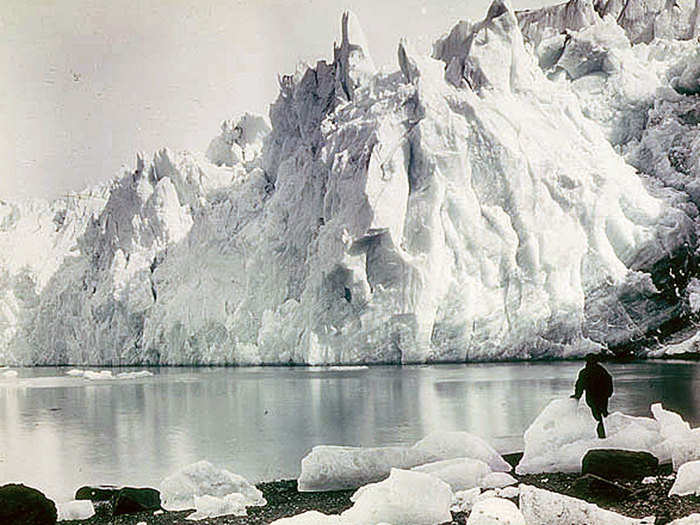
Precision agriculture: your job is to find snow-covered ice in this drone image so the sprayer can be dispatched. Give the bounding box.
[57,500,95,521]
[480,472,518,489]
[669,460,700,497]
[160,460,265,512]
[516,399,697,474]
[465,497,525,525]
[341,468,452,525]
[411,457,490,491]
[1,0,699,365]
[414,433,512,473]
[299,431,508,491]
[495,486,519,499]
[519,484,648,524]
[451,487,482,513]
[185,493,250,520]
[269,511,342,525]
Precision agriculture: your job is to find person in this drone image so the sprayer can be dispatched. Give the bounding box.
[571,354,614,438]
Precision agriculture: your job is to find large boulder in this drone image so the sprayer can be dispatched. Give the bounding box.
[112,487,161,515]
[75,485,119,501]
[0,484,57,525]
[582,449,659,480]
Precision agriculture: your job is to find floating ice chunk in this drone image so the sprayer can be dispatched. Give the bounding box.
[116,370,154,379]
[451,487,481,513]
[2,370,17,379]
[516,399,665,474]
[57,500,95,521]
[341,469,452,525]
[318,366,369,371]
[185,493,249,520]
[66,369,85,377]
[641,476,658,484]
[669,461,700,497]
[480,472,518,489]
[83,370,115,380]
[269,511,342,525]
[466,496,525,525]
[414,432,511,473]
[412,457,490,491]
[519,484,646,524]
[160,460,265,512]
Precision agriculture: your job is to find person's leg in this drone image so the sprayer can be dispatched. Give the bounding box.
[589,403,606,438]
[601,397,609,418]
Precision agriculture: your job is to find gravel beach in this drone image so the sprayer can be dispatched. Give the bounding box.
[61,463,700,525]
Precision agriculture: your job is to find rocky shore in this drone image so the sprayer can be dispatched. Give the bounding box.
[50,453,700,525]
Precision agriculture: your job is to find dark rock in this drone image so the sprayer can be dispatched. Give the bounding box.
[503,451,524,470]
[0,484,57,525]
[112,487,161,516]
[571,473,634,502]
[75,485,120,502]
[582,449,659,480]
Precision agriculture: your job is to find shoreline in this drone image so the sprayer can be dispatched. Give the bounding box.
[59,456,700,525]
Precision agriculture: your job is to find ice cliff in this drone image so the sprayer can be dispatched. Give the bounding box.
[2,0,700,365]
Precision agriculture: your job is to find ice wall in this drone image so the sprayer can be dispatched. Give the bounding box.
[2,0,699,365]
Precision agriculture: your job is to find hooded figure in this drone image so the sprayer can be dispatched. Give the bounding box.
[571,354,614,438]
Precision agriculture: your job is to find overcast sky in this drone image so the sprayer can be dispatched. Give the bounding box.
[0,0,555,200]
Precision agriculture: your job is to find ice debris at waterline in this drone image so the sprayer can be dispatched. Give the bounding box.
[66,369,154,380]
[159,460,265,517]
[670,460,700,497]
[516,399,700,474]
[2,0,700,365]
[57,500,95,521]
[298,431,510,491]
[343,469,453,525]
[518,484,654,525]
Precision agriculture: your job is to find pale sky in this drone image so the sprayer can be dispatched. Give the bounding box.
[0,0,555,200]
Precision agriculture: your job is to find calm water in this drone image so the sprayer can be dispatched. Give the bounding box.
[0,361,698,502]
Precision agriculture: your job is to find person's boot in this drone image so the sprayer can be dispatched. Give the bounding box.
[596,421,606,439]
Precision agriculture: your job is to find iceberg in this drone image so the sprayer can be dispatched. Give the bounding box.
[160,460,265,512]
[56,500,95,521]
[411,457,491,491]
[465,496,525,525]
[340,468,452,525]
[516,399,698,474]
[298,430,508,492]
[519,484,652,524]
[185,493,249,520]
[1,0,699,365]
[669,460,700,497]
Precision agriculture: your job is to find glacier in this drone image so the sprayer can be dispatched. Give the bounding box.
[2,0,700,365]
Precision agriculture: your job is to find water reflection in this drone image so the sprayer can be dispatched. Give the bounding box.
[0,362,697,502]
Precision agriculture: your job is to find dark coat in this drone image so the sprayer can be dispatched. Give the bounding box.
[574,362,613,407]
